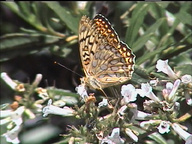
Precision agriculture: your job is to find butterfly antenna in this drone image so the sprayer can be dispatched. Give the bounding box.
[54,61,83,77]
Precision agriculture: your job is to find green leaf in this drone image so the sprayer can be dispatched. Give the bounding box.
[0,33,60,62]
[47,87,79,105]
[148,132,168,144]
[18,1,31,17]
[125,3,150,47]
[175,3,192,26]
[174,64,192,76]
[136,45,167,66]
[44,2,79,34]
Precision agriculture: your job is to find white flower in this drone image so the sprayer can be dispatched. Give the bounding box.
[136,83,160,102]
[98,98,108,108]
[0,106,25,126]
[126,103,151,121]
[1,72,17,90]
[101,128,124,144]
[181,74,192,84]
[11,106,25,126]
[75,84,88,101]
[2,125,22,144]
[149,78,159,86]
[156,59,177,79]
[0,109,13,118]
[186,99,192,106]
[42,99,74,117]
[134,110,152,120]
[167,79,181,101]
[125,128,138,142]
[157,121,170,134]
[121,84,137,104]
[162,82,173,99]
[32,74,42,86]
[172,123,192,141]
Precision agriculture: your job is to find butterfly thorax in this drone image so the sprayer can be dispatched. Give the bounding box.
[80,76,102,90]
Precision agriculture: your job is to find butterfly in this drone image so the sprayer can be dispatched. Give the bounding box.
[78,14,135,93]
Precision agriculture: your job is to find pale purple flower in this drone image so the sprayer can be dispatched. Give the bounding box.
[42,99,74,117]
[121,84,137,104]
[162,82,173,99]
[156,59,177,79]
[136,83,160,102]
[167,79,181,101]
[32,74,42,86]
[181,74,192,84]
[172,123,192,141]
[117,105,127,119]
[2,125,22,144]
[98,98,108,108]
[1,72,17,90]
[180,75,192,106]
[125,128,138,142]
[101,128,124,144]
[186,99,192,106]
[126,103,152,121]
[157,121,170,134]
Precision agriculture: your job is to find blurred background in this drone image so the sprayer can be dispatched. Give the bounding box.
[0,1,192,144]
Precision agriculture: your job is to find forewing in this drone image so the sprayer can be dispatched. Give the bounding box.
[79,14,135,88]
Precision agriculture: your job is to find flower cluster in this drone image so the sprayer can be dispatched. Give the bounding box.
[73,59,192,143]
[1,59,191,143]
[0,72,78,144]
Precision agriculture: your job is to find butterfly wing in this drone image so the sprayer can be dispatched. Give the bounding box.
[79,14,135,89]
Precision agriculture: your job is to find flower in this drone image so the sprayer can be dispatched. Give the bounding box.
[133,110,152,121]
[121,84,137,104]
[156,59,177,79]
[150,78,159,86]
[167,79,181,101]
[32,74,42,86]
[2,125,21,144]
[181,74,192,84]
[101,128,124,144]
[1,72,17,90]
[98,98,108,108]
[162,82,173,99]
[0,106,25,126]
[36,87,49,100]
[117,105,127,119]
[157,121,170,134]
[186,99,192,106]
[172,123,192,141]
[42,99,74,117]
[137,83,160,102]
[75,84,88,102]
[15,84,25,92]
[125,128,138,142]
